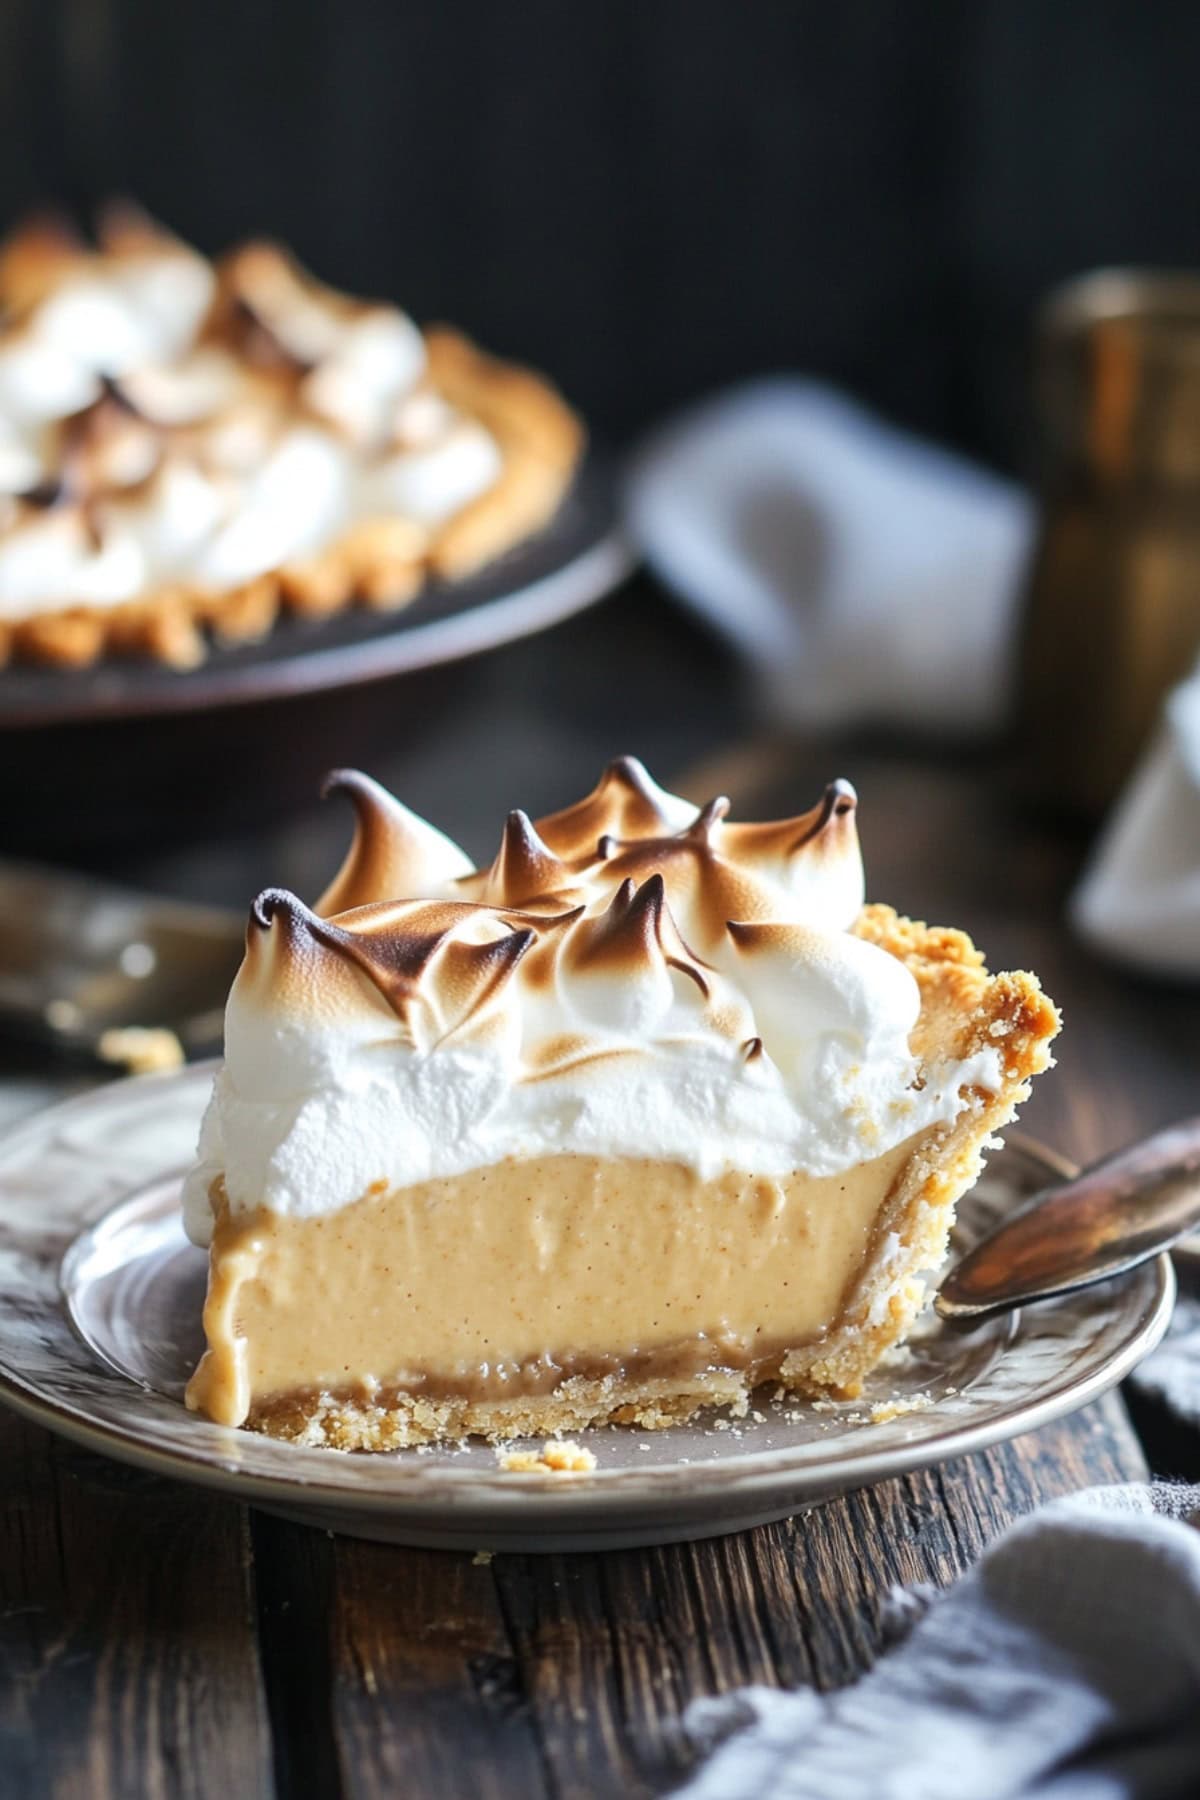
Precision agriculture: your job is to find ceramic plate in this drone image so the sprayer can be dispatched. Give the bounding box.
[0,1069,1174,1552]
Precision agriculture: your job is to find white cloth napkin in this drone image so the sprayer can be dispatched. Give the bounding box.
[677,1483,1200,1800]
[1071,661,1200,977]
[626,380,1034,735]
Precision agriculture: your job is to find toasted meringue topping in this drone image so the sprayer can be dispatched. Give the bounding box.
[185,761,1002,1241]
[0,208,504,620]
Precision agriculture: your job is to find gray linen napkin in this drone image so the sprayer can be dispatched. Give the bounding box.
[1131,1279,1200,1430]
[678,1484,1200,1800]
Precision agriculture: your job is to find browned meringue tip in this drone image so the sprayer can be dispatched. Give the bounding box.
[714,776,859,868]
[604,753,655,792]
[94,197,174,256]
[315,770,478,920]
[220,238,296,287]
[250,886,311,936]
[810,778,857,832]
[780,778,858,853]
[322,766,388,809]
[605,876,638,913]
[536,754,691,858]
[216,239,361,358]
[0,211,88,309]
[56,385,160,496]
[246,886,332,968]
[566,871,711,995]
[251,886,380,961]
[685,795,732,840]
[488,810,570,903]
[575,871,667,966]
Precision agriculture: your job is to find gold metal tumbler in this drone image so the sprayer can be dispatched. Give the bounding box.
[1015,270,1200,813]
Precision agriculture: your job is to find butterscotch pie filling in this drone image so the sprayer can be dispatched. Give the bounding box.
[183,759,1059,1448]
[0,207,582,667]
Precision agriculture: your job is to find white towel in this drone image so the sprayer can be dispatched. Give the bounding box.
[1072,662,1200,977]
[626,380,1033,735]
[678,1483,1200,1800]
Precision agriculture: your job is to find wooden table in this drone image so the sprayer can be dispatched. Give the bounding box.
[2,592,1197,1798]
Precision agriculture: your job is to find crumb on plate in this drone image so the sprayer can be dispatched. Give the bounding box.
[97,1026,186,1076]
[495,1439,597,1474]
[868,1393,933,1425]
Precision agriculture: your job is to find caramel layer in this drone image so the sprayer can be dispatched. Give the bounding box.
[249,1328,802,1419]
[185,1145,919,1430]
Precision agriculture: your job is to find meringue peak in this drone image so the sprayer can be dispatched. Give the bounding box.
[254,757,875,1060]
[316,770,473,917]
[249,887,420,1011]
[246,885,545,1051]
[567,872,703,987]
[481,809,573,906]
[308,758,866,945]
[685,795,732,841]
[536,754,698,858]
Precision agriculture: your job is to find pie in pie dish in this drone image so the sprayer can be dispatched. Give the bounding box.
[0,206,582,668]
[184,760,1059,1448]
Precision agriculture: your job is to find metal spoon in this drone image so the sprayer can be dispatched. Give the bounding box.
[0,860,243,1065]
[936,1119,1200,1325]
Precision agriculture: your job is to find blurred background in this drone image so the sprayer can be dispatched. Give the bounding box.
[2,0,1199,1101]
[7,0,1200,465]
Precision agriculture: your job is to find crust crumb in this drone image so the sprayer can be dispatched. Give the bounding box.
[495,1438,597,1474]
[96,1026,185,1075]
[867,1393,933,1425]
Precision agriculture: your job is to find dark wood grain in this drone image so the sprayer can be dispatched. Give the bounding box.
[0,1411,272,1800]
[257,1521,550,1800]
[305,1397,1141,1800]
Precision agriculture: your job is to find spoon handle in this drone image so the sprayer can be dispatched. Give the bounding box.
[936,1117,1200,1324]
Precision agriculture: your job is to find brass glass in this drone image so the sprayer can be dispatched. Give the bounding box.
[1016,271,1200,813]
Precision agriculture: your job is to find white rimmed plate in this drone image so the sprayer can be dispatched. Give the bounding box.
[0,1067,1175,1552]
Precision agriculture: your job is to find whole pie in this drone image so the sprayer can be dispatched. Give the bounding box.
[0,206,582,668]
[184,759,1060,1448]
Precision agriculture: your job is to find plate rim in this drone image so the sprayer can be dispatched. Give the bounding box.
[0,1069,1177,1534]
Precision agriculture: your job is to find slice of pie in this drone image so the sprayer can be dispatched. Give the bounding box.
[184,760,1059,1448]
[0,206,582,668]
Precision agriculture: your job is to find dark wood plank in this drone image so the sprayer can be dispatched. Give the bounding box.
[484,1395,1143,1797]
[0,1411,272,1800]
[251,1516,340,1800]
[262,1521,550,1800]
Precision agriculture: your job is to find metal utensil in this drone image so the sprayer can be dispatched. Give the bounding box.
[0,861,243,1064]
[937,1118,1200,1325]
